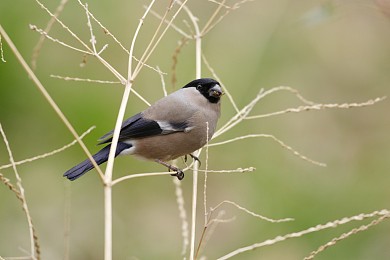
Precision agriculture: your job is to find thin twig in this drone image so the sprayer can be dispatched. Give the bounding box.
[34,0,92,51]
[112,171,174,186]
[181,2,202,259]
[148,7,192,39]
[171,37,189,88]
[204,122,210,225]
[85,3,97,54]
[202,54,240,113]
[0,124,40,260]
[200,0,226,36]
[102,2,158,259]
[50,75,120,84]
[63,181,72,260]
[214,86,316,138]
[196,167,255,173]
[31,0,68,69]
[211,200,293,223]
[246,96,387,120]
[132,0,175,79]
[0,25,105,182]
[209,134,326,167]
[218,209,390,260]
[304,213,390,260]
[132,0,189,79]
[0,34,6,62]
[0,126,95,170]
[50,75,151,106]
[77,0,165,74]
[29,24,92,55]
[173,178,190,256]
[157,66,168,96]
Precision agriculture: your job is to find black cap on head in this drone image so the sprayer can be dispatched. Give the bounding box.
[182,78,222,103]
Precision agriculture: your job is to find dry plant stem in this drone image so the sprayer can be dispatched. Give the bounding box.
[304,213,390,260]
[31,0,68,69]
[33,0,152,106]
[132,0,189,79]
[77,0,163,75]
[35,0,91,51]
[132,0,174,77]
[102,1,157,259]
[211,200,293,223]
[209,134,326,167]
[214,86,315,138]
[202,54,239,113]
[148,7,192,39]
[194,123,210,259]
[246,96,387,120]
[111,171,174,186]
[218,209,390,260]
[200,0,226,35]
[157,66,168,96]
[111,164,252,186]
[0,25,105,182]
[50,75,120,84]
[180,3,202,259]
[0,174,35,260]
[29,25,92,55]
[171,37,189,88]
[0,126,95,170]
[0,34,6,62]
[173,178,190,256]
[0,125,40,260]
[50,74,151,106]
[63,182,72,260]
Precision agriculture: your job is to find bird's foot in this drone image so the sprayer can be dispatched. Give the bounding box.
[155,159,185,180]
[184,153,201,166]
[189,153,201,166]
[171,170,184,180]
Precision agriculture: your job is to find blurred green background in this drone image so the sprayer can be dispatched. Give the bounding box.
[1,0,390,259]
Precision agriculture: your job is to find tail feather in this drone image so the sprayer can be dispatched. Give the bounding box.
[64,142,132,181]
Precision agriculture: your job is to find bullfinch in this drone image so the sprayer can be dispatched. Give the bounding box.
[63,78,222,181]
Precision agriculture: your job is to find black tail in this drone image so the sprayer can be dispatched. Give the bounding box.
[64,142,132,181]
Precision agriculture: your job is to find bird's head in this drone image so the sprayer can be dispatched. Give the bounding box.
[183,78,222,104]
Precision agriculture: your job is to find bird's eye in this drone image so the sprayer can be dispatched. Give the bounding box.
[196,84,202,90]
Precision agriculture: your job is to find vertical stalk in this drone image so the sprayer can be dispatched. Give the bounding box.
[103,1,156,259]
[104,184,112,260]
[186,5,202,258]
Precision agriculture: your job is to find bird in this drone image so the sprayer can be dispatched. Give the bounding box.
[63,78,222,181]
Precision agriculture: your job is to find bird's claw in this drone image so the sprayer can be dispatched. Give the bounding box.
[189,154,201,166]
[171,170,185,180]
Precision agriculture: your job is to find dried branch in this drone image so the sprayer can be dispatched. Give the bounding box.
[0,34,6,62]
[0,24,105,182]
[171,37,189,88]
[0,124,40,260]
[173,178,190,256]
[148,7,192,39]
[0,126,95,170]
[202,54,240,113]
[218,209,390,259]
[211,200,293,224]
[50,75,120,84]
[29,24,92,55]
[209,134,326,167]
[304,213,390,260]
[31,0,68,70]
[246,96,387,120]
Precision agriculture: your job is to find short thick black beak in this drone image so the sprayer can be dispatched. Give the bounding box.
[209,84,223,98]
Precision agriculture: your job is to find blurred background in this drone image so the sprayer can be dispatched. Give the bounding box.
[1,0,390,259]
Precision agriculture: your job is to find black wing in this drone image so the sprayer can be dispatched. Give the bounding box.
[98,112,189,144]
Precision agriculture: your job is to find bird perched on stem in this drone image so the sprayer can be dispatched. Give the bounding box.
[64,78,222,181]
